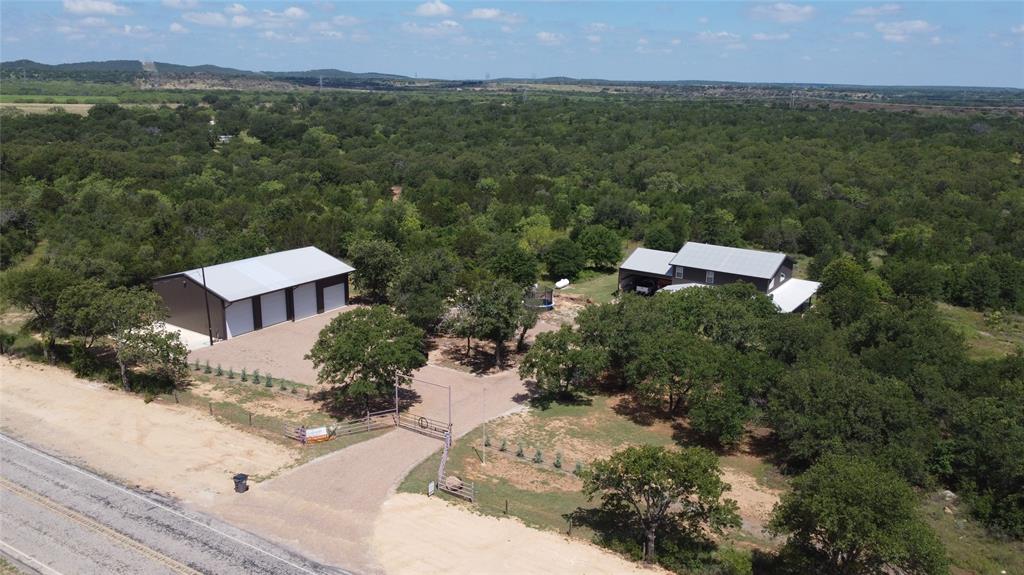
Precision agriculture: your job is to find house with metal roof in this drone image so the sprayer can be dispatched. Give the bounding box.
[153,246,355,340]
[618,241,820,312]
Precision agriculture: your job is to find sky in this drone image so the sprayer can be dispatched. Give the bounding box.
[1,1,1022,87]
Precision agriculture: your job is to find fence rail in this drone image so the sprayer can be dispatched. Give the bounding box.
[396,412,451,440]
[438,475,475,501]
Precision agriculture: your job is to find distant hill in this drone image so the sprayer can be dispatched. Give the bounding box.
[263,68,410,81]
[0,59,408,80]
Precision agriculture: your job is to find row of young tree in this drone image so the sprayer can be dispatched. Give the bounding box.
[2,95,1021,313]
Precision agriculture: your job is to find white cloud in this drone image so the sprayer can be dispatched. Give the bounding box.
[161,0,198,9]
[696,30,741,43]
[183,11,228,27]
[801,55,812,61]
[929,35,951,45]
[584,22,611,33]
[415,0,452,17]
[260,30,308,43]
[63,0,128,16]
[121,24,150,38]
[169,22,188,34]
[332,15,361,26]
[536,31,565,46]
[282,6,307,19]
[752,3,815,24]
[752,32,790,41]
[670,38,681,45]
[78,16,107,27]
[231,15,254,27]
[875,19,937,42]
[401,19,462,37]
[225,3,247,15]
[586,34,601,44]
[698,16,709,25]
[1012,24,1024,35]
[467,8,523,24]
[726,42,748,51]
[850,4,902,19]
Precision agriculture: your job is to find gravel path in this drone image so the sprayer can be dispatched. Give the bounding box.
[0,434,343,575]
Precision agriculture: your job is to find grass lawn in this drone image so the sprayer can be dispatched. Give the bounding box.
[560,270,619,304]
[922,496,1024,575]
[399,394,785,554]
[936,303,1024,360]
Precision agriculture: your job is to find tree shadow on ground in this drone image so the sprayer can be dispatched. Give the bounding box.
[566,501,717,571]
[440,340,498,375]
[311,386,423,420]
[611,394,674,427]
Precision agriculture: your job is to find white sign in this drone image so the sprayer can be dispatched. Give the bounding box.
[428,481,436,496]
[305,426,328,440]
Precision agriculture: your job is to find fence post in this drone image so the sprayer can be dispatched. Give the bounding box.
[366,409,370,433]
[505,499,508,515]
[568,517,573,536]
[209,402,213,416]
[248,412,252,426]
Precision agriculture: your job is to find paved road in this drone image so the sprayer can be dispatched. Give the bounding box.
[0,434,345,575]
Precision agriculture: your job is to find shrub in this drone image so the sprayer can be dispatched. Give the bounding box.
[291,386,298,394]
[574,461,583,476]
[499,439,508,452]
[203,360,211,374]
[484,435,492,447]
[516,443,524,458]
[266,373,273,387]
[554,452,563,469]
[227,368,234,380]
[533,449,543,464]
[216,363,223,376]
[241,368,247,382]
[253,369,261,384]
[193,359,201,371]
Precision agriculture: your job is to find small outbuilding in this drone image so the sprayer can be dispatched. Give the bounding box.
[153,246,355,340]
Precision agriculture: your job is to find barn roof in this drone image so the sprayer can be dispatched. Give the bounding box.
[670,242,787,279]
[163,247,354,302]
[619,247,677,276]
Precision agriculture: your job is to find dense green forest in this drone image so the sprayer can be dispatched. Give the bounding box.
[2,93,1021,310]
[1,91,1022,571]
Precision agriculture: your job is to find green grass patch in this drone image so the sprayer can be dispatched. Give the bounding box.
[560,270,619,304]
[936,303,1024,360]
[0,94,119,104]
[922,496,1024,575]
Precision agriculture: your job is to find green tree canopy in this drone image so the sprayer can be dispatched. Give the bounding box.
[769,454,948,575]
[1,265,80,362]
[388,247,460,333]
[583,445,740,563]
[518,325,606,400]
[542,237,586,281]
[348,237,403,303]
[576,224,623,270]
[306,306,426,406]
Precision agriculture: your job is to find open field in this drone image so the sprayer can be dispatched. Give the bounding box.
[922,494,1024,575]
[400,395,785,551]
[0,357,295,504]
[559,270,620,305]
[937,303,1024,359]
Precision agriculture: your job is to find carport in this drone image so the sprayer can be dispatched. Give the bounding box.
[153,246,355,340]
[618,247,675,294]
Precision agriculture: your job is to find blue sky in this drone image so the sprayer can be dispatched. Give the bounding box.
[2,1,1022,87]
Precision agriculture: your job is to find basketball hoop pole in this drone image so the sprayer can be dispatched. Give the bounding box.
[482,385,487,466]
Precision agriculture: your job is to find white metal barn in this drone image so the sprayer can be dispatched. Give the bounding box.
[153,246,355,340]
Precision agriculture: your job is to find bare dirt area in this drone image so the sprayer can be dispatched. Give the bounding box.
[429,318,561,375]
[373,493,668,575]
[188,306,353,385]
[0,357,295,504]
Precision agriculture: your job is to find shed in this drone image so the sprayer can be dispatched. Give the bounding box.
[618,247,677,294]
[153,246,355,340]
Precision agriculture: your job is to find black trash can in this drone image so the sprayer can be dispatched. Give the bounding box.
[232,473,249,493]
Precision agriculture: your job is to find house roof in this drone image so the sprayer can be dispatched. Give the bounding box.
[164,246,354,303]
[769,278,821,313]
[619,247,677,276]
[670,242,787,279]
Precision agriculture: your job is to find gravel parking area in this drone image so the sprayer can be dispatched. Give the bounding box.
[188,307,353,385]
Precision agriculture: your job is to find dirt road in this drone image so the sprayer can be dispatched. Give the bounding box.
[0,434,338,575]
[373,494,666,575]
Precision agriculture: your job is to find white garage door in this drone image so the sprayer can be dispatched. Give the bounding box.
[292,283,317,320]
[225,298,254,338]
[323,283,347,311]
[260,290,288,328]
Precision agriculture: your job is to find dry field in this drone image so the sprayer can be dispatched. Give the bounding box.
[0,357,295,504]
